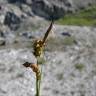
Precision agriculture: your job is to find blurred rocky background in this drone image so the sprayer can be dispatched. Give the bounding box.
[0,0,96,96]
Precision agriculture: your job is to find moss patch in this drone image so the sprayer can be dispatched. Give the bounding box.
[63,36,76,45]
[75,63,85,71]
[57,5,96,26]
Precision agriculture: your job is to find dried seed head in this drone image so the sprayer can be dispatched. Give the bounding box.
[33,21,54,57]
[23,62,40,73]
[23,62,31,67]
[33,40,44,57]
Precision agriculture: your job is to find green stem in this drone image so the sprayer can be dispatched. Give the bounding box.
[35,68,42,96]
[36,76,39,96]
[35,59,42,96]
[38,67,42,94]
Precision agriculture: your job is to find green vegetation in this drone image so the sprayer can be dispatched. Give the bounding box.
[45,36,76,52]
[37,57,46,65]
[57,5,96,26]
[75,63,85,71]
[63,36,76,45]
[56,73,64,80]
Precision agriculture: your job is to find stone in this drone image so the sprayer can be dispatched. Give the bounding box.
[20,4,34,17]
[0,15,5,24]
[7,0,26,4]
[0,38,5,46]
[31,0,96,20]
[4,11,21,30]
[0,31,5,37]
[20,31,34,39]
[4,11,21,25]
[25,0,32,5]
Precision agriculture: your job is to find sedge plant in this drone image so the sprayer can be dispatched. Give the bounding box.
[23,20,54,96]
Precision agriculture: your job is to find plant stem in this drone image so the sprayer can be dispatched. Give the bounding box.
[38,67,42,95]
[36,76,39,96]
[35,68,42,96]
[35,59,42,96]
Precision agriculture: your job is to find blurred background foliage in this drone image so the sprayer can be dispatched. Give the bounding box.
[57,5,96,26]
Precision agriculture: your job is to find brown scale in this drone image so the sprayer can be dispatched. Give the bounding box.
[23,62,39,73]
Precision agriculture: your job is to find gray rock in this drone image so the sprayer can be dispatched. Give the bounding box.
[5,32,16,44]
[20,4,34,17]
[0,0,96,22]
[7,0,26,4]
[0,38,5,46]
[0,14,5,24]
[20,31,34,39]
[32,0,66,20]
[4,11,21,30]
[25,0,33,5]
[0,31,4,37]
[0,0,8,4]
[31,0,96,19]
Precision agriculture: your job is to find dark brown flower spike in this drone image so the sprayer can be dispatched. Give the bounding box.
[33,20,54,57]
[42,20,54,45]
[33,40,44,57]
[23,62,40,74]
